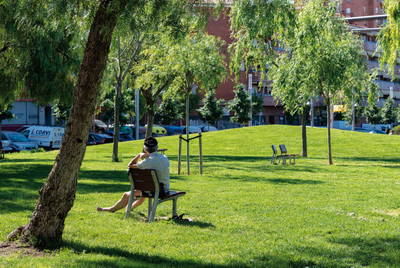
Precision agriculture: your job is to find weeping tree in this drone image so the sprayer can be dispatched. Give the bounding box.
[270,0,374,165]
[7,0,205,248]
[377,0,400,78]
[165,32,227,174]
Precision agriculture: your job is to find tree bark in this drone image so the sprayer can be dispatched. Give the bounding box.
[301,110,307,157]
[8,0,127,248]
[113,80,121,162]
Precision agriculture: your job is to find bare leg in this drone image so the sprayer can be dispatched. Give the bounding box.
[131,197,145,210]
[97,190,142,212]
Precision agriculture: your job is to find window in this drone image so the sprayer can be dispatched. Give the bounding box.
[364,7,366,12]
[346,8,351,14]
[376,19,379,25]
[376,7,379,13]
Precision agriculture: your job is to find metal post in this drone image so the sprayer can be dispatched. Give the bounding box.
[135,89,139,140]
[199,133,203,175]
[248,74,252,127]
[178,135,182,175]
[310,99,314,127]
[352,97,355,131]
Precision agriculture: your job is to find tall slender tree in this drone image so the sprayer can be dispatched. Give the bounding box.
[270,0,373,165]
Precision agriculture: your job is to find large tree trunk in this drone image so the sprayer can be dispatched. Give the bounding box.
[301,110,307,157]
[7,0,127,248]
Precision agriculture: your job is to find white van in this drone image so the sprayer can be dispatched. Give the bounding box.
[22,126,65,149]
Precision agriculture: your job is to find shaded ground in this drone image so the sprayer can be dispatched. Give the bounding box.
[0,242,46,257]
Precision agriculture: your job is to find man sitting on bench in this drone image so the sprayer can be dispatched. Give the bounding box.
[97,137,170,212]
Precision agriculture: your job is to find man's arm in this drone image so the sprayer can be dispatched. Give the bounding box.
[128,152,148,168]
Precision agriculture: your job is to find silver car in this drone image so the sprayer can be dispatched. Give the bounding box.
[1,131,38,152]
[1,133,13,152]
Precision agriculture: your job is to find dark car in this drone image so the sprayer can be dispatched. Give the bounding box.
[103,131,134,142]
[88,133,113,145]
[164,126,184,136]
[125,124,146,139]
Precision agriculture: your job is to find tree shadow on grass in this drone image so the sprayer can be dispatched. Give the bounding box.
[61,240,232,268]
[326,235,400,266]
[336,156,400,164]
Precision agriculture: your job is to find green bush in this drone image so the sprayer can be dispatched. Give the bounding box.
[393,125,400,134]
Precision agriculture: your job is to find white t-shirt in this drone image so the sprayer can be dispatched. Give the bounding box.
[137,151,170,192]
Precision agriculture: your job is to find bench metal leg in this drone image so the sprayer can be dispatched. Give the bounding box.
[172,198,178,217]
[125,188,135,219]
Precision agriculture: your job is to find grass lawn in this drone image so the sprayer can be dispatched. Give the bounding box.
[1,125,400,267]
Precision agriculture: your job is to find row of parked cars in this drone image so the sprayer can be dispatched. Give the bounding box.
[1,122,220,151]
[94,120,218,138]
[1,125,64,152]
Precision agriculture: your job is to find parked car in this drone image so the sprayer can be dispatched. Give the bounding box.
[369,130,386,134]
[1,135,13,152]
[164,126,184,136]
[20,126,65,149]
[93,119,108,132]
[182,126,202,134]
[1,131,38,151]
[125,124,146,139]
[354,127,369,133]
[146,125,167,136]
[88,133,114,145]
[200,125,218,132]
[103,131,134,142]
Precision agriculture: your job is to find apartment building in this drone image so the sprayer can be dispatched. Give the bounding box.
[206,0,399,127]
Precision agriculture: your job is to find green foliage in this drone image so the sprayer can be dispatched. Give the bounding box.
[342,104,363,125]
[0,103,14,122]
[52,102,70,126]
[271,0,370,110]
[99,87,145,125]
[393,125,400,134]
[2,125,400,267]
[363,101,382,125]
[227,85,251,126]
[176,92,200,119]
[251,92,263,118]
[198,90,224,126]
[229,0,296,81]
[377,0,400,78]
[0,1,80,106]
[381,98,397,125]
[269,0,373,165]
[154,97,180,126]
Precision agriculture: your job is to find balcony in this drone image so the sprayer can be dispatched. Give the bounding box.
[366,60,400,76]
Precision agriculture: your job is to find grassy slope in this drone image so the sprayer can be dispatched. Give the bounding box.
[1,125,400,267]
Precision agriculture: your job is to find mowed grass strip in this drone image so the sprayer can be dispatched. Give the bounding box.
[1,125,400,267]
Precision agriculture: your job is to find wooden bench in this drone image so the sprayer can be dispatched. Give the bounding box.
[125,168,186,223]
[279,144,299,165]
